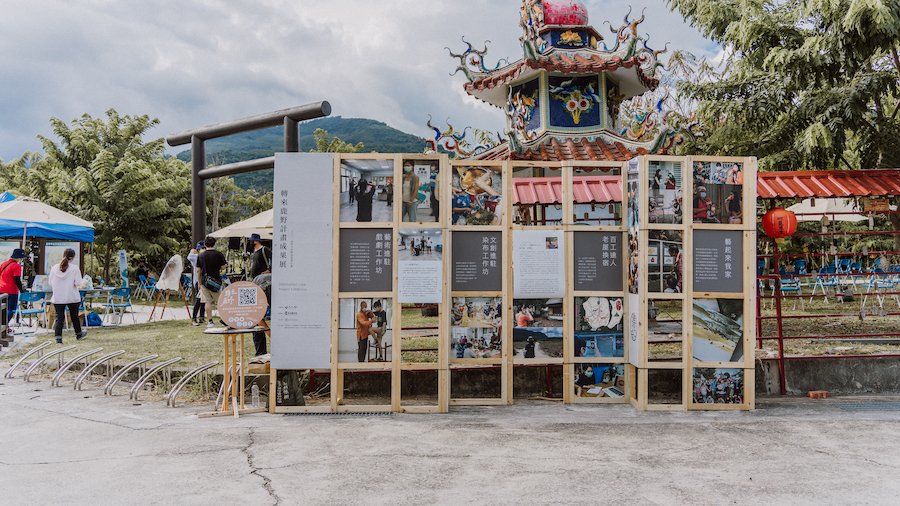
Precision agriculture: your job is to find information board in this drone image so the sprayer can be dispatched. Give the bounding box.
[692,230,743,293]
[339,228,394,292]
[512,230,566,298]
[573,232,622,292]
[271,153,333,369]
[451,231,502,292]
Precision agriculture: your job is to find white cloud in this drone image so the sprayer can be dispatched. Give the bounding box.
[0,0,719,161]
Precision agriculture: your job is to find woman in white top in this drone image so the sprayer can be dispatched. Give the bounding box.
[48,248,86,344]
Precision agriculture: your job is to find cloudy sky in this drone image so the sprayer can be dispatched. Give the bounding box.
[0,0,719,162]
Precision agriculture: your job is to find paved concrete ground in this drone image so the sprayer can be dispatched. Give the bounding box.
[2,370,899,506]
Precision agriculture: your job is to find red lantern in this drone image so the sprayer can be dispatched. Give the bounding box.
[762,207,797,238]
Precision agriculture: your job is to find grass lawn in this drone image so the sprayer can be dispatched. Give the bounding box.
[2,320,263,374]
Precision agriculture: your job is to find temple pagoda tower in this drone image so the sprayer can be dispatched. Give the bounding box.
[437,0,672,161]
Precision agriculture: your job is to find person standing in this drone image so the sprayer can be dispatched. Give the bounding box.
[370,300,387,361]
[198,236,226,328]
[0,248,27,328]
[188,241,206,326]
[401,162,419,222]
[356,301,375,362]
[249,233,272,279]
[48,248,86,344]
[349,177,357,204]
[356,179,375,222]
[248,233,273,356]
[429,165,440,218]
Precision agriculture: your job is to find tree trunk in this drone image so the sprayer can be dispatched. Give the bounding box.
[102,243,112,285]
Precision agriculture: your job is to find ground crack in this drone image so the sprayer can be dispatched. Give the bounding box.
[245,427,280,505]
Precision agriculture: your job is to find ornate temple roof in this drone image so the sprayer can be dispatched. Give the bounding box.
[476,131,654,162]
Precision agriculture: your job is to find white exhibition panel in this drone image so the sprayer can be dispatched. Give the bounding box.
[270,153,333,369]
[512,230,566,298]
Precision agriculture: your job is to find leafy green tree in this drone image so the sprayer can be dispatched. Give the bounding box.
[2,110,192,280]
[667,0,900,172]
[311,128,364,153]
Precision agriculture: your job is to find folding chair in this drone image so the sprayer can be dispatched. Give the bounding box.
[757,260,769,308]
[860,268,899,310]
[103,287,136,326]
[774,267,805,310]
[809,266,840,304]
[12,292,47,333]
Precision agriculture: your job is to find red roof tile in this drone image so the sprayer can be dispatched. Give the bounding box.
[757,170,900,199]
[513,176,621,205]
[463,55,659,95]
[478,136,643,162]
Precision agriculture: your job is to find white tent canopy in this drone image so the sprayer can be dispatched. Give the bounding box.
[208,209,273,239]
[786,198,870,222]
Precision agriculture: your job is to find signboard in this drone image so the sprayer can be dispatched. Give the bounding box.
[44,242,78,275]
[627,292,640,367]
[398,228,442,302]
[451,231,502,292]
[118,250,128,287]
[271,153,333,369]
[573,232,622,292]
[512,230,565,298]
[692,230,743,293]
[218,281,267,329]
[339,228,394,292]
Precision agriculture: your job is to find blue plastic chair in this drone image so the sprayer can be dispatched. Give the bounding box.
[12,291,47,332]
[809,266,840,304]
[102,287,136,326]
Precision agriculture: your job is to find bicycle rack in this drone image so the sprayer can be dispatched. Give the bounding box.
[104,355,159,395]
[52,348,103,387]
[4,341,52,379]
[24,346,75,382]
[74,350,126,390]
[166,361,219,407]
[130,357,183,401]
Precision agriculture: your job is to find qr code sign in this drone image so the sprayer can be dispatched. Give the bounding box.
[238,287,257,306]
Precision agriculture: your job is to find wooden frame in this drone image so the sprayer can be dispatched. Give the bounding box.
[270,153,755,413]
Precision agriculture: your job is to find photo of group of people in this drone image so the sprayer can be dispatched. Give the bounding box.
[692,299,744,363]
[574,363,625,397]
[450,298,502,359]
[398,229,443,261]
[341,159,394,223]
[451,327,502,359]
[648,161,683,224]
[692,162,743,224]
[574,297,624,358]
[451,166,502,225]
[512,299,563,358]
[692,368,744,404]
[337,298,392,363]
[647,230,683,293]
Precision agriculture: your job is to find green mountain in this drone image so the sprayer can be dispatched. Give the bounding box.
[175,116,428,194]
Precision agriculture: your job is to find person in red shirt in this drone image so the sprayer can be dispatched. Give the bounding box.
[0,248,27,326]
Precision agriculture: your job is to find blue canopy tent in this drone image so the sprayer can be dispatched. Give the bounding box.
[0,196,94,243]
[0,191,15,203]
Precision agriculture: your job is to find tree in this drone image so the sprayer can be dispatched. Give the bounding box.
[311,128,364,153]
[666,0,900,172]
[2,110,192,280]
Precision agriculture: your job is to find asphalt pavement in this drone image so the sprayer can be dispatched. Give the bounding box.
[2,368,899,505]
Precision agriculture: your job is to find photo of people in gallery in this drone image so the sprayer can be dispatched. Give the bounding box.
[692,161,743,224]
[340,159,394,223]
[401,159,440,223]
[648,161,683,224]
[398,228,442,261]
[647,230,683,293]
[451,327,501,359]
[692,368,744,404]
[574,297,624,358]
[451,165,501,225]
[336,297,392,363]
[574,363,625,397]
[512,299,563,359]
[451,297,502,328]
